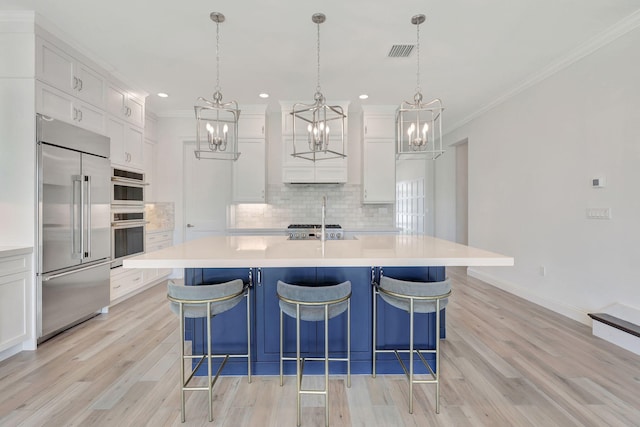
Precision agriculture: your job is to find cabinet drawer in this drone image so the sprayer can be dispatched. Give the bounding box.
[110,268,143,301]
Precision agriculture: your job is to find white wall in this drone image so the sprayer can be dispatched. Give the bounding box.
[435,26,640,323]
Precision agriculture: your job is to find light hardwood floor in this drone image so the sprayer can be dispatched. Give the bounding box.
[1,267,639,426]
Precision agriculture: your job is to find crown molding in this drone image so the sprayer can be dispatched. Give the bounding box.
[448,9,640,134]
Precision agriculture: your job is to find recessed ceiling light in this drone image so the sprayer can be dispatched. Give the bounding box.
[157,92,169,98]
[259,93,270,99]
[359,94,369,100]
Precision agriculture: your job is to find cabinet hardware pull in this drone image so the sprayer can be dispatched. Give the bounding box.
[73,76,78,89]
[78,109,83,121]
[78,78,83,91]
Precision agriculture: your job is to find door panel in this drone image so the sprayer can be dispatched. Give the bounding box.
[81,153,111,262]
[41,143,81,272]
[183,142,231,241]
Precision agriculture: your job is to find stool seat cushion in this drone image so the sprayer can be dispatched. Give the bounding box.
[277,280,351,322]
[379,276,450,314]
[168,279,245,318]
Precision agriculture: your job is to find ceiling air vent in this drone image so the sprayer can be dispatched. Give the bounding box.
[388,44,415,58]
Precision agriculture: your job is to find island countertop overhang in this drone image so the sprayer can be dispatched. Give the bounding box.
[123,235,514,269]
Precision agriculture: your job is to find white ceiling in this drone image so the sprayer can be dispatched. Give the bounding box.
[3,0,640,131]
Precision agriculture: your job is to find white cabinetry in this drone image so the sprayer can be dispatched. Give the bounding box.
[0,248,32,353]
[110,230,173,304]
[143,231,174,283]
[108,116,144,171]
[36,81,106,134]
[144,112,158,200]
[110,267,144,302]
[106,83,145,128]
[36,37,106,108]
[280,101,349,183]
[362,107,396,204]
[233,106,267,202]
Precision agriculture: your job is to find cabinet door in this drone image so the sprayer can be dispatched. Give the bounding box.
[126,94,145,128]
[143,140,155,201]
[36,38,74,93]
[106,84,126,117]
[363,139,395,203]
[233,139,265,202]
[125,126,144,170]
[364,114,396,139]
[36,82,105,134]
[107,117,126,166]
[0,270,28,351]
[75,62,105,108]
[238,115,265,139]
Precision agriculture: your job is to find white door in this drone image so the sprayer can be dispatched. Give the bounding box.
[183,142,231,242]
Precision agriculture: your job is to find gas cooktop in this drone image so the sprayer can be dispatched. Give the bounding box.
[287,224,343,240]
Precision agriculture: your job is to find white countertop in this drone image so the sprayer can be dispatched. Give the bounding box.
[0,246,33,258]
[123,235,514,269]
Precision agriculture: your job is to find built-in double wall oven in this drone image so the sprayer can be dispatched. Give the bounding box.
[111,168,146,268]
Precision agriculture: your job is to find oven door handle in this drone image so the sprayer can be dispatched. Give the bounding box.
[111,176,148,186]
[111,221,148,229]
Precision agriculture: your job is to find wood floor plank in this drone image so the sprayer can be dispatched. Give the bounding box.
[1,267,639,426]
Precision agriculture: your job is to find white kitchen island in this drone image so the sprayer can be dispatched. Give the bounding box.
[124,235,513,375]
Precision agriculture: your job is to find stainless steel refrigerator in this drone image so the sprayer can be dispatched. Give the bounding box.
[36,114,112,342]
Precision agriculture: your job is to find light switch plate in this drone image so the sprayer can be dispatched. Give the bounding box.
[586,208,611,219]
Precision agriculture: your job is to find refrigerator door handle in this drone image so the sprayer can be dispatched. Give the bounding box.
[85,175,91,259]
[72,175,83,259]
[41,259,113,282]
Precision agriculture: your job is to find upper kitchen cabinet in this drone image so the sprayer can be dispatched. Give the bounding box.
[106,82,145,128]
[280,101,349,183]
[36,37,106,109]
[143,112,158,201]
[108,117,144,171]
[233,105,267,203]
[36,81,106,135]
[362,106,396,204]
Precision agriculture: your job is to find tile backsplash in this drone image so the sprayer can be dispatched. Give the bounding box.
[232,184,395,229]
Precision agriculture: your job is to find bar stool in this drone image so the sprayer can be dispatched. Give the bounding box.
[372,274,451,414]
[167,279,251,423]
[277,280,352,427]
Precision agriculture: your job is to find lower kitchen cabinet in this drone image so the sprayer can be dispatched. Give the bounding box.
[110,230,173,304]
[0,248,32,354]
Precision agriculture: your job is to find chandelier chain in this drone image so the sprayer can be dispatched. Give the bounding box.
[215,20,221,93]
[316,21,321,93]
[416,21,421,94]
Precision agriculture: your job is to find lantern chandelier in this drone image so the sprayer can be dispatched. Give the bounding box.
[290,13,346,162]
[396,14,444,159]
[194,12,241,160]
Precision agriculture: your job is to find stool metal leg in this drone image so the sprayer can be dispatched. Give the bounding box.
[296,303,302,427]
[324,304,329,427]
[179,303,186,423]
[435,298,441,413]
[246,289,252,383]
[207,301,213,422]
[409,298,414,414]
[347,297,351,388]
[372,285,377,378]
[280,308,284,387]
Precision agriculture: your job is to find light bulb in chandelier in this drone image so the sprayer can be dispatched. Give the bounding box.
[206,122,228,151]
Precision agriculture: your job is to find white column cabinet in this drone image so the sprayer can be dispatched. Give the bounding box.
[233,107,267,203]
[36,81,106,134]
[108,117,144,171]
[362,107,396,204]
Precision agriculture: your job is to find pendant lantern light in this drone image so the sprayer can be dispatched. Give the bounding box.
[290,13,346,162]
[396,14,444,159]
[194,12,241,160]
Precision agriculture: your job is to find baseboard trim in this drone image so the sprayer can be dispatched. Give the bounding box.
[466,267,590,325]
